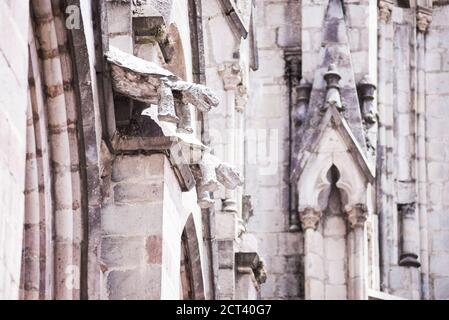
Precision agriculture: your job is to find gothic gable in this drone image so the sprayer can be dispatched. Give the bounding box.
[295,0,367,170]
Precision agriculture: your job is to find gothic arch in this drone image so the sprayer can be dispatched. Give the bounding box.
[297,148,368,214]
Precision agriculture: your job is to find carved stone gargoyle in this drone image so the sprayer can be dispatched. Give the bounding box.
[105,46,219,126]
[195,151,244,208]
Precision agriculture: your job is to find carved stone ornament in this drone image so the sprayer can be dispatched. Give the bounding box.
[175,98,193,134]
[254,259,267,285]
[218,62,242,91]
[158,80,179,123]
[166,80,220,113]
[215,162,244,190]
[235,252,267,286]
[378,0,393,23]
[323,64,344,113]
[235,84,248,112]
[417,7,432,33]
[358,75,377,126]
[294,79,312,127]
[299,207,322,231]
[346,203,368,229]
[198,152,220,192]
[105,46,219,123]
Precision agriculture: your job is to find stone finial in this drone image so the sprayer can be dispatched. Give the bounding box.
[323,64,343,112]
[218,62,242,91]
[158,81,179,123]
[346,203,368,229]
[417,6,432,33]
[215,162,244,190]
[358,75,378,126]
[299,207,322,231]
[294,79,312,127]
[378,0,394,23]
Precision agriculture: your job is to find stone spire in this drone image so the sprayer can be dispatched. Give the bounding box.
[296,0,366,161]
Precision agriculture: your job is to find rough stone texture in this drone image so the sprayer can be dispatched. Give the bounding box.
[100,153,208,300]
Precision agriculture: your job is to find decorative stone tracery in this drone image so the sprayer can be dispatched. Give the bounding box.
[291,0,376,300]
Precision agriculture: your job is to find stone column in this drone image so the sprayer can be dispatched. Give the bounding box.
[376,0,394,293]
[218,63,242,214]
[347,204,368,300]
[214,63,241,300]
[22,102,41,300]
[235,84,248,232]
[398,203,420,267]
[300,207,323,300]
[415,6,432,299]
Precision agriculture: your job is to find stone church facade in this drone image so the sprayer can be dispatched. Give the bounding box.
[1,0,449,300]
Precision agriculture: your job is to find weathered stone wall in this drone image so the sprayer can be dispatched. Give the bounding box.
[246,0,303,300]
[0,0,30,300]
[100,154,207,300]
[425,4,449,300]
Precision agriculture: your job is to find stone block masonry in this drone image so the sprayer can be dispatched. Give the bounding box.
[425,4,449,300]
[246,0,303,300]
